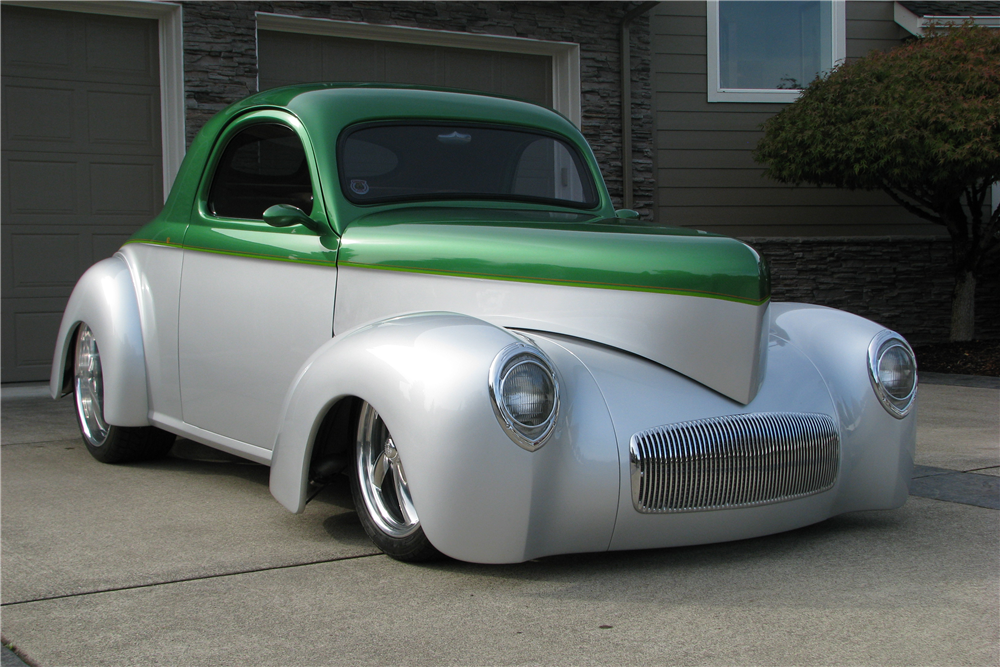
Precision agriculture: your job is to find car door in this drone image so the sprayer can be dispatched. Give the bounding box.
[177,110,339,451]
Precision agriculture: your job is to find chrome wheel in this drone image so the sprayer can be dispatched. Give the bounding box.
[70,323,175,463]
[355,401,420,539]
[75,324,109,447]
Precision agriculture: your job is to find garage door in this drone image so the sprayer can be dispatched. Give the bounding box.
[258,30,552,107]
[1,5,162,383]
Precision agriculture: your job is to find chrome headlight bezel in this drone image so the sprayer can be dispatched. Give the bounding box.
[489,341,560,451]
[867,330,917,419]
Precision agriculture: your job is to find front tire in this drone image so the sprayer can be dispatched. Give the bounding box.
[350,401,440,562]
[74,323,174,463]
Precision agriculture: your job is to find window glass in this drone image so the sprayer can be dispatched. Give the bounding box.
[718,1,831,91]
[209,124,314,219]
[339,124,599,209]
[512,139,588,203]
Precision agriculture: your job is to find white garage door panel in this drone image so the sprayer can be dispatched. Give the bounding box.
[1,5,162,383]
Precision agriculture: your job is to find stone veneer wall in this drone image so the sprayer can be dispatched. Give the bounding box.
[745,237,1000,344]
[180,1,655,216]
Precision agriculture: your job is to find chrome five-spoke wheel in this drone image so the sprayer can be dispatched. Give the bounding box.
[350,400,439,561]
[75,324,109,447]
[72,323,175,463]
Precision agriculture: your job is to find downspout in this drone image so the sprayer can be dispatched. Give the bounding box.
[620,2,659,211]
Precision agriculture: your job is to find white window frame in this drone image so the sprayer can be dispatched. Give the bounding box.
[6,1,186,197]
[707,0,845,103]
[255,12,582,127]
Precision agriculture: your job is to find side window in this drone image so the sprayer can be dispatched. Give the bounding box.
[208,124,314,219]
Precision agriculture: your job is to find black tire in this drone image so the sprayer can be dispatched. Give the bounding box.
[74,323,175,463]
[350,400,440,562]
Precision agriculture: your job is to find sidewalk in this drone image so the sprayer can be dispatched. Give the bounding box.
[1,376,997,666]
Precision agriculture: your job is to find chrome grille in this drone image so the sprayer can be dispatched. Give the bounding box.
[629,412,839,513]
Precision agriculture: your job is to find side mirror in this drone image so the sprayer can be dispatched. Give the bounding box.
[263,204,321,232]
[615,209,640,220]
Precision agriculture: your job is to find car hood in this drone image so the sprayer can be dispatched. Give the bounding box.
[335,207,770,404]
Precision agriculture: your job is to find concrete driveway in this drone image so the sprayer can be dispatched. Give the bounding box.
[2,377,997,666]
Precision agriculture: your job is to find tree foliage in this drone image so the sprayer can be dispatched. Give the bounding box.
[753,25,999,340]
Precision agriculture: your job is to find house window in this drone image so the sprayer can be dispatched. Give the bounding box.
[707,0,845,103]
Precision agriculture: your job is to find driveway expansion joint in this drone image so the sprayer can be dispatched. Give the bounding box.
[0,552,383,608]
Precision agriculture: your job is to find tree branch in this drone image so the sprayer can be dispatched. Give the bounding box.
[897,184,938,211]
[881,186,943,226]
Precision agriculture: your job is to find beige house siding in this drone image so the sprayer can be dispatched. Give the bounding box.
[847,0,912,57]
[651,0,943,237]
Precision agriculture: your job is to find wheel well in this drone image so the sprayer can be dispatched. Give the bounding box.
[60,322,81,397]
[308,396,360,485]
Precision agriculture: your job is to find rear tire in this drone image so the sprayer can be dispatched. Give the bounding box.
[350,401,440,562]
[74,323,174,463]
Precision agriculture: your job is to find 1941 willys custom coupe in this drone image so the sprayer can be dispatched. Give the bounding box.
[52,84,917,563]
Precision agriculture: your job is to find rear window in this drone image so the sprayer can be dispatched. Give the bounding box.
[338,123,599,209]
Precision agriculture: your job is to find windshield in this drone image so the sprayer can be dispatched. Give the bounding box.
[338,123,599,209]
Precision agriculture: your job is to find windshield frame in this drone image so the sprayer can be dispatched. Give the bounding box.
[336,120,601,210]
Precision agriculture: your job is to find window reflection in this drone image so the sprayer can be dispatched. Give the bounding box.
[719,1,832,90]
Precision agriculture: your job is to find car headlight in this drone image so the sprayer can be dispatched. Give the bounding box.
[867,330,917,418]
[489,342,559,451]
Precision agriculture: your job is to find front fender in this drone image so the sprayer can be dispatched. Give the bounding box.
[49,254,149,427]
[269,312,620,563]
[769,303,916,512]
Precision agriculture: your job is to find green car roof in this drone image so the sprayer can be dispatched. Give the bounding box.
[159,83,615,233]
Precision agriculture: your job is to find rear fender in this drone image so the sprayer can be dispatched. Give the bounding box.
[49,254,149,426]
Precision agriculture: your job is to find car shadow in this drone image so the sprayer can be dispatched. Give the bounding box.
[129,437,363,525]
[415,509,909,583]
[126,437,272,485]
